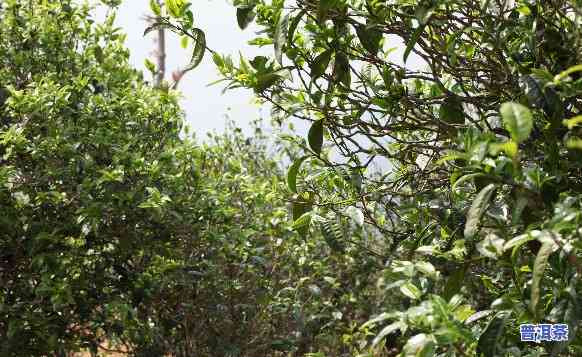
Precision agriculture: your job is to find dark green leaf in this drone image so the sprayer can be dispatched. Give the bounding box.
[321,218,344,252]
[185,28,206,71]
[287,10,306,47]
[287,156,308,193]
[143,22,168,36]
[443,266,466,301]
[236,7,256,30]
[250,56,269,71]
[292,201,312,236]
[333,52,351,87]
[308,119,324,155]
[255,72,282,92]
[477,314,507,357]
[464,184,497,240]
[371,321,406,348]
[439,95,465,124]
[317,0,337,24]
[403,24,426,63]
[94,46,104,63]
[291,211,312,230]
[310,49,332,80]
[356,25,382,55]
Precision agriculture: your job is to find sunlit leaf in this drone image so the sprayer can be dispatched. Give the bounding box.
[400,282,422,300]
[500,102,533,143]
[149,0,161,16]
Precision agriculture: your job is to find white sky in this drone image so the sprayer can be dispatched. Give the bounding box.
[93,0,268,138]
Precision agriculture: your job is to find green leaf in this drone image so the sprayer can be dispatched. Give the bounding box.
[292,211,312,231]
[403,24,426,63]
[93,46,104,64]
[402,333,435,357]
[489,140,518,159]
[144,58,156,74]
[464,184,497,240]
[371,321,406,348]
[415,4,434,24]
[500,102,533,143]
[333,52,351,87]
[274,13,289,65]
[361,312,399,329]
[439,95,465,124]
[554,64,582,83]
[180,35,189,49]
[531,240,557,317]
[166,0,182,18]
[310,49,332,80]
[443,266,465,300]
[563,115,582,129]
[356,25,382,55]
[321,218,345,252]
[236,7,256,30]
[292,200,312,221]
[292,200,312,237]
[400,281,422,300]
[317,0,337,24]
[185,29,206,71]
[503,231,538,252]
[567,138,582,150]
[149,0,161,16]
[308,119,324,155]
[255,72,282,92]
[287,156,308,193]
[477,314,507,357]
[287,10,305,47]
[451,173,484,192]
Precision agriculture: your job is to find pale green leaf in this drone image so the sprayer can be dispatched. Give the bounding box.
[531,240,557,316]
[500,102,533,143]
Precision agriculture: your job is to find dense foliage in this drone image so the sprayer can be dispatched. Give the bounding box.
[0,1,380,356]
[164,0,582,355]
[1,0,582,356]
